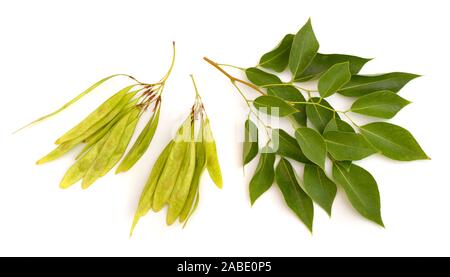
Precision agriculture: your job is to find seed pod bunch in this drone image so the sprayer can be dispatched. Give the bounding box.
[130,75,222,235]
[18,43,176,189]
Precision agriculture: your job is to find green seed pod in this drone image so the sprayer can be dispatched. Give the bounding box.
[81,110,133,189]
[203,117,223,188]
[100,108,141,177]
[77,98,140,159]
[152,118,191,212]
[37,92,138,164]
[166,128,196,225]
[56,85,133,144]
[179,138,206,224]
[130,140,174,236]
[116,104,161,174]
[59,132,111,189]
[79,91,138,140]
[36,138,82,165]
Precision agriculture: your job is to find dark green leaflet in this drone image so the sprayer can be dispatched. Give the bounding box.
[290,107,307,127]
[253,95,297,117]
[288,19,320,78]
[305,97,335,133]
[243,119,259,166]
[338,72,420,97]
[338,160,352,171]
[318,62,351,98]
[267,85,307,126]
[303,164,337,216]
[245,67,282,86]
[360,122,429,161]
[350,90,410,119]
[130,141,174,236]
[332,162,384,226]
[267,85,304,101]
[272,129,309,163]
[295,53,371,82]
[249,147,275,205]
[275,158,314,232]
[295,127,327,170]
[324,131,377,161]
[116,105,161,173]
[259,34,294,72]
[323,118,355,133]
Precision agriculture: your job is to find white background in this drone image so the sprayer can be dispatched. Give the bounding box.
[1,0,449,257]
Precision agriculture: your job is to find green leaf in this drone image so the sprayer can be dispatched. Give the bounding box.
[324,131,376,161]
[249,147,275,204]
[350,90,410,119]
[267,85,307,126]
[318,62,351,98]
[295,53,371,82]
[259,34,294,72]
[245,67,282,86]
[295,127,326,170]
[253,95,297,117]
[338,72,420,97]
[303,164,337,216]
[360,122,429,161]
[305,97,334,133]
[275,158,314,232]
[267,85,306,127]
[243,119,259,165]
[337,160,352,171]
[332,162,384,226]
[290,107,308,127]
[323,118,354,133]
[267,85,304,102]
[288,19,320,78]
[272,129,310,163]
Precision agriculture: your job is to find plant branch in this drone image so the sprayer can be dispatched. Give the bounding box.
[203,57,265,95]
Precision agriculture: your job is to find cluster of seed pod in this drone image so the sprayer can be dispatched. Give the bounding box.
[130,76,222,234]
[18,44,176,189]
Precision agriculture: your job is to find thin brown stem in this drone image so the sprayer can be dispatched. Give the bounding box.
[203,57,265,95]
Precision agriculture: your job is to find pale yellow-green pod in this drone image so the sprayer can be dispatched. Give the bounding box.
[116,104,161,174]
[166,137,196,225]
[81,111,132,189]
[59,132,111,189]
[151,118,192,212]
[56,85,133,144]
[179,140,206,224]
[130,141,174,236]
[203,117,223,188]
[76,98,139,160]
[37,92,138,164]
[36,138,83,165]
[100,109,141,177]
